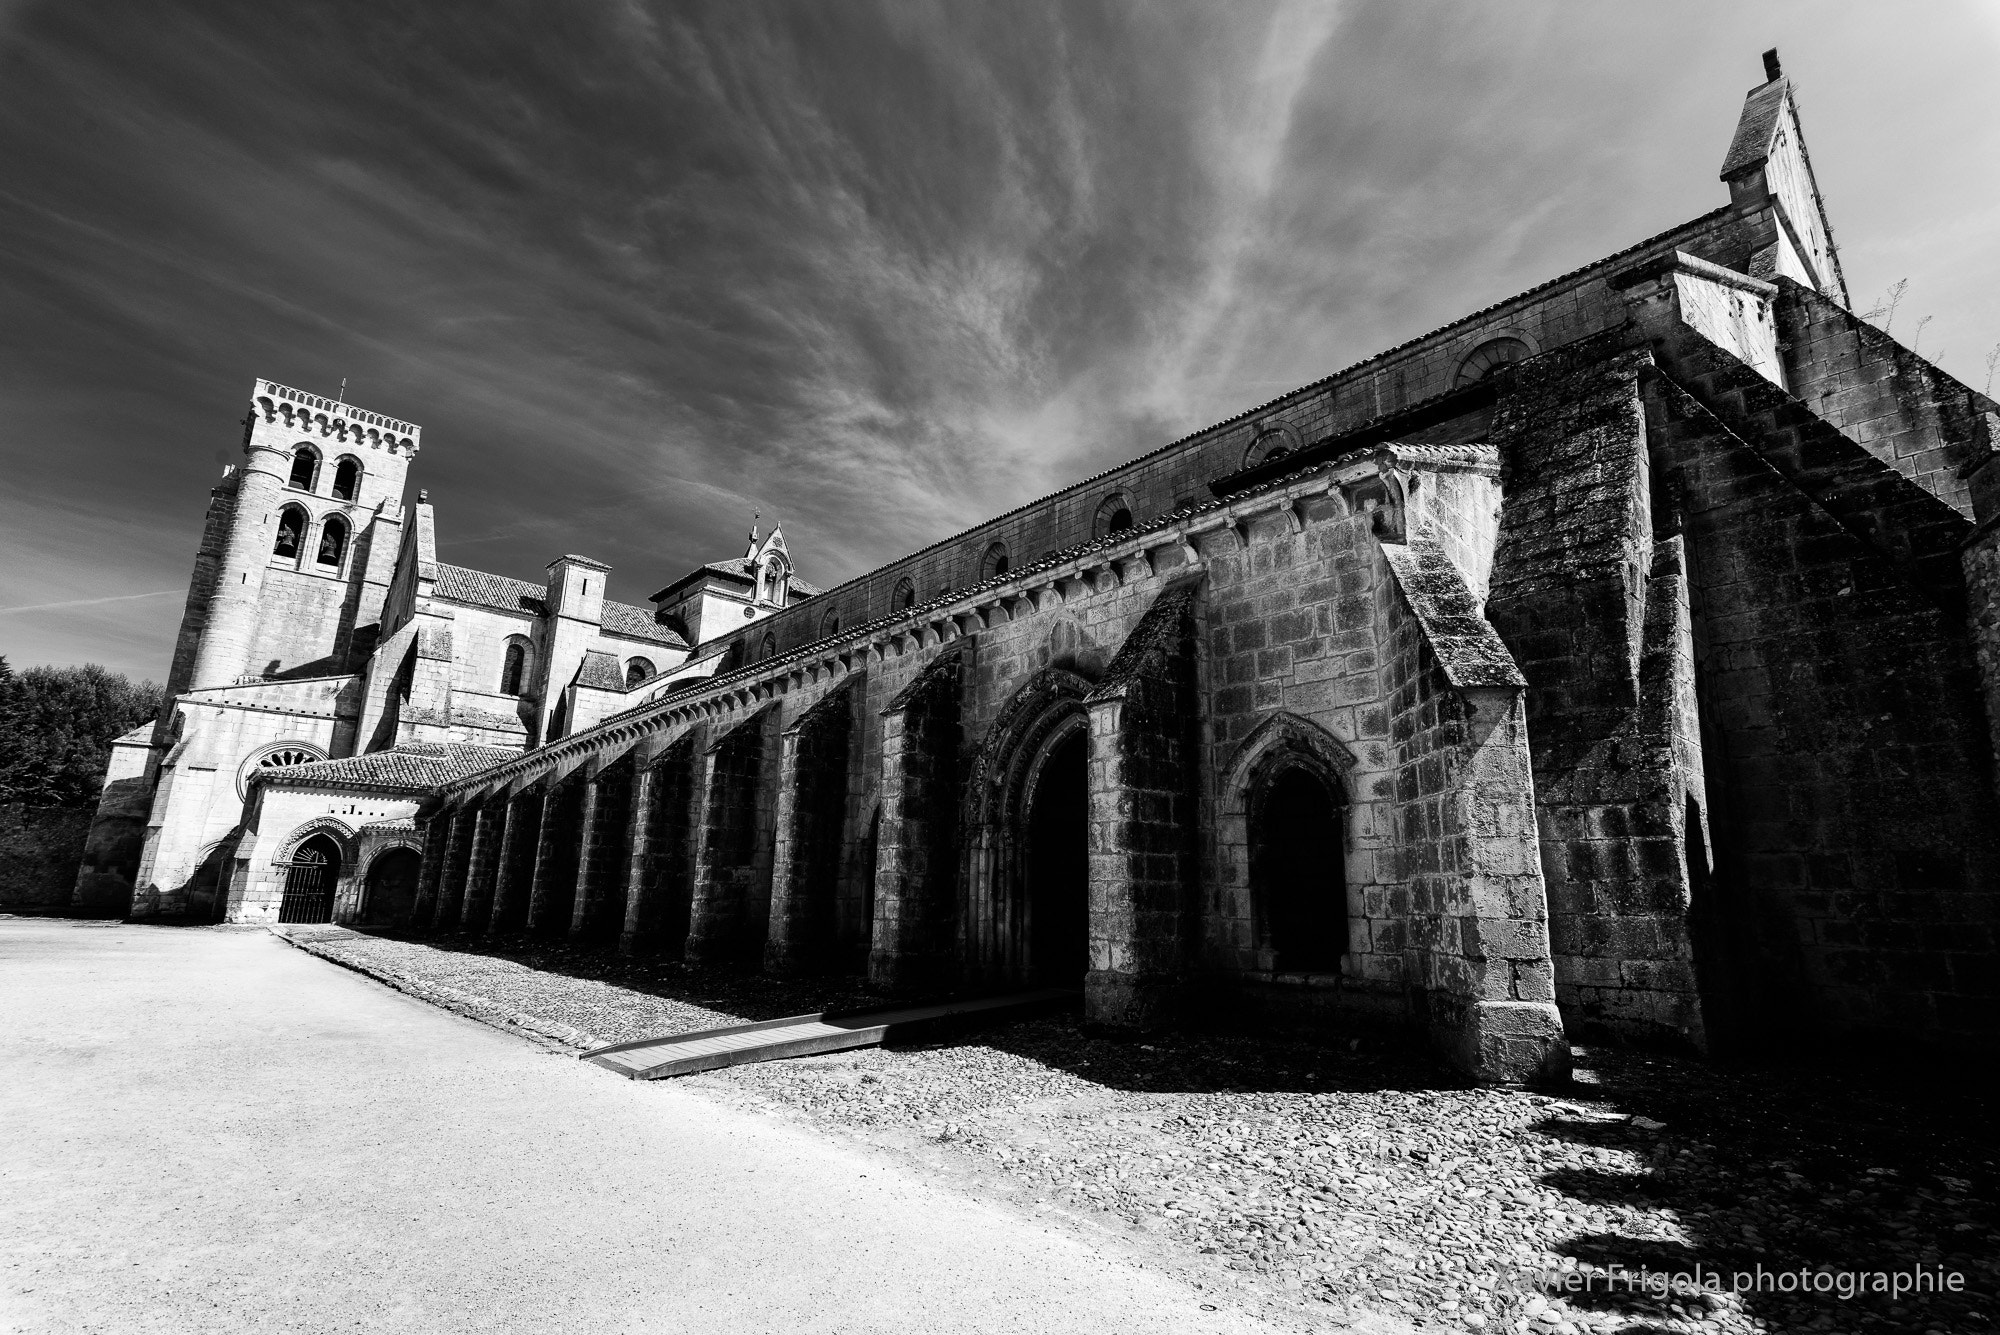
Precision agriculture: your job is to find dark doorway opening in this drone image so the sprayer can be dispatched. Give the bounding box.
[1254,766,1346,971]
[858,805,881,969]
[280,835,341,924]
[361,848,421,927]
[1025,728,1089,986]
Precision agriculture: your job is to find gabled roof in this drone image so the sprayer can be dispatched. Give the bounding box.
[600,599,689,648]
[252,742,519,795]
[650,558,821,602]
[574,650,626,690]
[432,562,686,647]
[433,564,546,615]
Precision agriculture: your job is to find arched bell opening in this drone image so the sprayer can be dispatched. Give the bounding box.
[280,833,343,924]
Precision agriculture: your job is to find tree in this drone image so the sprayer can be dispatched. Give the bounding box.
[0,663,161,808]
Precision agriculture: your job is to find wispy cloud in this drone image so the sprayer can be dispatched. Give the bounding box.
[2,0,1997,679]
[0,591,184,616]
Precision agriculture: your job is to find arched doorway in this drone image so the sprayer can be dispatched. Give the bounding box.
[280,834,342,924]
[1023,727,1089,985]
[361,848,421,927]
[1252,765,1346,972]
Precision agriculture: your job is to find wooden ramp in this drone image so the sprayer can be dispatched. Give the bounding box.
[582,988,1078,1080]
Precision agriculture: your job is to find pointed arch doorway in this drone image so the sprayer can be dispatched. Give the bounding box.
[1022,725,1089,986]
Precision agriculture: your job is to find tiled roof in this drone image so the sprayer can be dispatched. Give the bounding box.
[253,742,519,794]
[434,563,687,647]
[600,599,689,648]
[657,559,822,600]
[433,564,545,615]
[575,650,626,690]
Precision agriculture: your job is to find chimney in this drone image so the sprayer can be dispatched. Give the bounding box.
[1762,48,1782,83]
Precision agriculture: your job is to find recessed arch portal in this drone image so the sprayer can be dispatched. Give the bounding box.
[962,668,1096,986]
[1251,763,1347,971]
[1220,711,1358,975]
[279,833,342,924]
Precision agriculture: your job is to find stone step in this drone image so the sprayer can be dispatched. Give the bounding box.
[581,987,1080,1080]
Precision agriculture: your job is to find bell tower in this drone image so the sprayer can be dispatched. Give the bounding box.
[170,380,421,697]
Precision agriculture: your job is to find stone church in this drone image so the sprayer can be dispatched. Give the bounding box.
[77,56,2000,1081]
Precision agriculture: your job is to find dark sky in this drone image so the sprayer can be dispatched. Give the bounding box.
[3,1,1996,680]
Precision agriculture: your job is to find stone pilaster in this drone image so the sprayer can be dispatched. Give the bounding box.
[869,650,964,995]
[767,683,854,975]
[1082,581,1201,1030]
[687,706,781,965]
[486,787,542,935]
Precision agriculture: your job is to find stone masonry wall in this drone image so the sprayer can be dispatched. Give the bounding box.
[1485,344,1707,1047]
[1643,369,2000,1053]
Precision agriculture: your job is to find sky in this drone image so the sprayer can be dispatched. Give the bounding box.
[2,1,1997,681]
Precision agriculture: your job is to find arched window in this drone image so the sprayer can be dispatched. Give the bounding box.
[892,576,916,611]
[819,609,842,638]
[1093,492,1135,541]
[981,542,1010,580]
[1244,426,1300,471]
[315,514,348,567]
[1453,337,1530,388]
[500,640,529,695]
[331,457,361,501]
[625,658,655,688]
[759,632,777,661]
[288,445,320,491]
[273,505,307,560]
[1251,762,1347,972]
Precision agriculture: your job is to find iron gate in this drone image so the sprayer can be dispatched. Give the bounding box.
[278,847,335,923]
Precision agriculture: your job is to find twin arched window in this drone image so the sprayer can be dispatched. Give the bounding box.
[287,445,362,498]
[274,505,307,559]
[625,658,655,688]
[500,638,532,695]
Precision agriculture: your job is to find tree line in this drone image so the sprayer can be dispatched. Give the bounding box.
[0,657,161,808]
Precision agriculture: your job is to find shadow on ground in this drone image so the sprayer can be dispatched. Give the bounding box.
[1528,1050,1996,1335]
[372,928,1996,1335]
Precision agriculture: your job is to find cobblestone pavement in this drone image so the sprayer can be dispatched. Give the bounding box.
[286,929,1997,1335]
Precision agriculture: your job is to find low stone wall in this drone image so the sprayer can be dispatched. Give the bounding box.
[0,805,94,911]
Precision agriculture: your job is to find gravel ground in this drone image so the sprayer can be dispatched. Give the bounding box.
[284,929,1996,1335]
